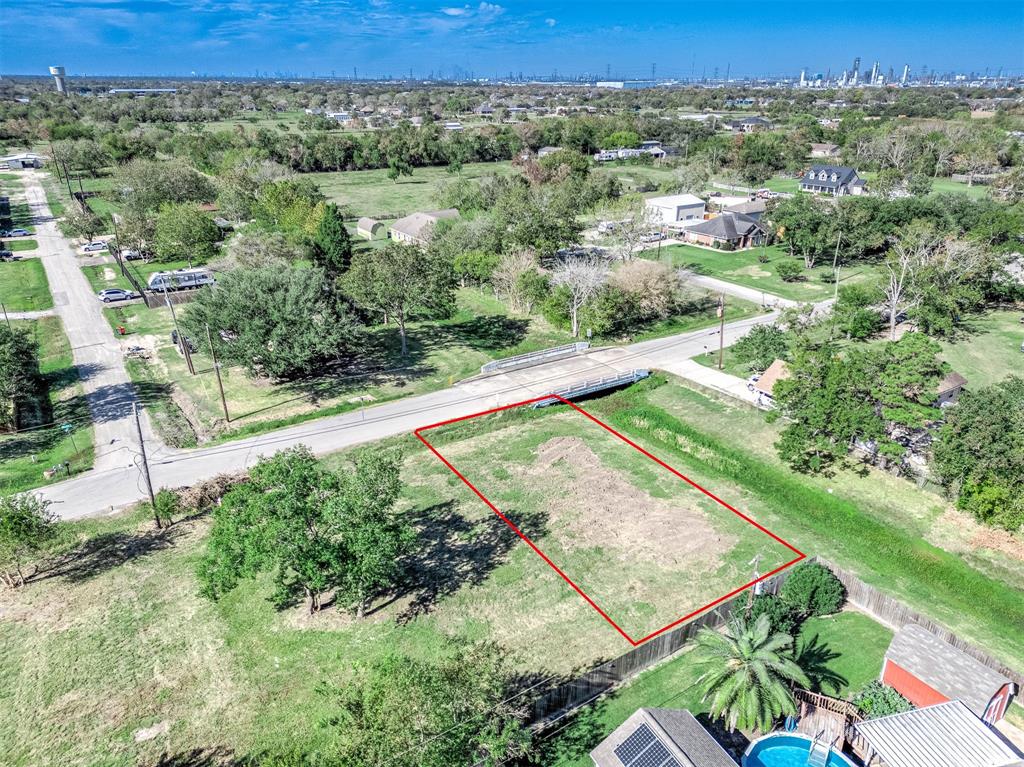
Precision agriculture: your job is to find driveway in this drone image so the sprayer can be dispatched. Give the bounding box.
[20,170,157,472]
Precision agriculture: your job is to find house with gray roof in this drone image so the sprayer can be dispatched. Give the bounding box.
[854,700,1024,767]
[800,164,866,196]
[881,624,1017,723]
[589,708,736,767]
[389,209,460,246]
[684,212,767,250]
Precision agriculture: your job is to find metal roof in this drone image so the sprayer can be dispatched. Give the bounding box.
[646,194,706,208]
[590,708,736,767]
[854,701,1024,767]
[886,624,1012,716]
[687,212,764,241]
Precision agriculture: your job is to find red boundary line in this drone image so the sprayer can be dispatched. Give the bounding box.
[414,394,806,647]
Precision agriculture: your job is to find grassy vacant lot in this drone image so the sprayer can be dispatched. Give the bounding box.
[938,309,1024,388]
[310,161,516,218]
[5,239,38,252]
[650,243,883,303]
[1,175,36,235]
[0,317,93,492]
[0,259,53,311]
[543,610,892,766]
[12,373,1003,767]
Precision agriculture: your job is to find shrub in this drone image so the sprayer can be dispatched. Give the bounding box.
[732,324,789,372]
[852,681,913,719]
[151,488,181,527]
[780,561,845,618]
[748,594,798,635]
[775,260,803,282]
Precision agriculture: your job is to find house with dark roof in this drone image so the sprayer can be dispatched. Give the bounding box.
[718,198,767,221]
[684,212,767,249]
[882,624,1018,724]
[589,708,736,767]
[726,116,772,133]
[800,165,866,196]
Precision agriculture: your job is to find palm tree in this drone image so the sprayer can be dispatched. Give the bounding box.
[691,613,810,733]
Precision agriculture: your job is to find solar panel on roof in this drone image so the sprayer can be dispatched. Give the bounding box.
[613,723,682,767]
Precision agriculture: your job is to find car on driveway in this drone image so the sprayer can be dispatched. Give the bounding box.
[640,232,665,244]
[2,228,31,237]
[97,288,136,303]
[83,241,108,252]
[0,250,19,261]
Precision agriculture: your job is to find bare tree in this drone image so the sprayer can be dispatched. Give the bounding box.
[610,260,679,320]
[883,226,935,341]
[552,255,608,337]
[492,250,537,313]
[610,203,657,261]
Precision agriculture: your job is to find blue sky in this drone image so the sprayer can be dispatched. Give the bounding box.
[3,0,1023,78]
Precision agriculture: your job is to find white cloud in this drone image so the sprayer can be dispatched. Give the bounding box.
[440,5,468,15]
[545,17,556,26]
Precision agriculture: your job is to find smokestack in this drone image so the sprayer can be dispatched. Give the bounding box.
[49,66,66,94]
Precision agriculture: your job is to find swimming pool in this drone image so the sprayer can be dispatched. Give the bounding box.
[742,734,859,767]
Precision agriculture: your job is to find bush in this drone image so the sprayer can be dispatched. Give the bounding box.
[748,594,798,635]
[780,561,845,618]
[732,324,789,372]
[775,260,803,282]
[852,681,913,719]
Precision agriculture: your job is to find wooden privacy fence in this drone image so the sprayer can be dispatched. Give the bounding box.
[817,557,1023,688]
[527,556,1022,731]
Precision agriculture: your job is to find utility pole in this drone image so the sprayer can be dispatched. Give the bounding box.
[1,302,10,330]
[833,231,843,303]
[206,323,230,423]
[133,402,159,527]
[717,293,726,370]
[162,283,194,374]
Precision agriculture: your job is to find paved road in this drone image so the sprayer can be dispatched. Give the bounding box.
[20,170,156,472]
[682,273,805,309]
[37,310,779,519]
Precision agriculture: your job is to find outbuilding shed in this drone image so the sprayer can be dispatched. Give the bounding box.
[882,624,1017,723]
[357,217,384,240]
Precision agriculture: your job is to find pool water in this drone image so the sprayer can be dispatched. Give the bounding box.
[743,734,858,767]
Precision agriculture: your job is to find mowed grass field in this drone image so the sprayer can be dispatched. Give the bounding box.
[4,375,1020,766]
[938,309,1024,388]
[0,258,53,311]
[310,161,517,218]
[649,243,883,302]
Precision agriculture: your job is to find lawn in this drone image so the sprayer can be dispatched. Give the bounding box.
[4,239,38,252]
[0,317,94,492]
[1,375,1019,766]
[692,345,753,378]
[0,258,53,311]
[938,309,1024,389]
[541,611,892,766]
[858,171,990,200]
[648,243,883,303]
[309,161,516,218]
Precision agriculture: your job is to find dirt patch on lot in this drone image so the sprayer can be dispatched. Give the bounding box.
[528,436,735,569]
[727,265,772,279]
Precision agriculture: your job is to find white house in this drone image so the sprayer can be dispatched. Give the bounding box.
[644,194,706,226]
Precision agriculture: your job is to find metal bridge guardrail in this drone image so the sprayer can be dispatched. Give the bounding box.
[480,342,590,374]
[532,369,650,408]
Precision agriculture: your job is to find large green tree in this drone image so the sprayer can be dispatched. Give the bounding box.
[152,202,221,264]
[182,265,356,379]
[322,641,533,767]
[311,202,353,276]
[932,377,1024,531]
[0,492,58,588]
[197,446,411,614]
[0,326,41,432]
[692,613,810,732]
[344,242,456,357]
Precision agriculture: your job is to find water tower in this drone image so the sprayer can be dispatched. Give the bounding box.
[49,66,67,94]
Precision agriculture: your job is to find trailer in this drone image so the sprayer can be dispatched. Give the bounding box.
[147,267,216,292]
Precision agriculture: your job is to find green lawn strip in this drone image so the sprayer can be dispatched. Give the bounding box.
[5,239,38,252]
[858,171,990,200]
[542,611,892,766]
[937,309,1024,389]
[646,243,882,303]
[0,259,54,311]
[691,346,753,378]
[0,317,94,493]
[590,377,1024,670]
[310,161,515,218]
[82,262,134,294]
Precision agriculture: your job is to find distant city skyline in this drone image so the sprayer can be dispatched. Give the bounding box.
[3,0,1023,79]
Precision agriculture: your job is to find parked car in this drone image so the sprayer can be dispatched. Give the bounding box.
[597,221,617,234]
[83,241,108,253]
[121,250,144,261]
[746,374,762,392]
[0,250,18,261]
[3,228,31,237]
[640,232,665,244]
[708,191,723,197]
[97,288,136,303]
